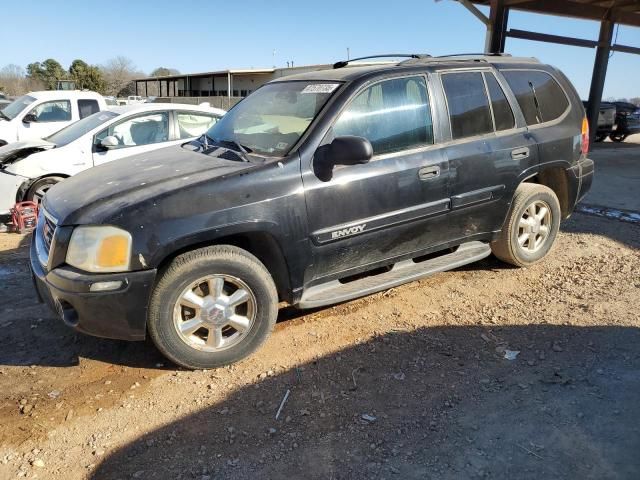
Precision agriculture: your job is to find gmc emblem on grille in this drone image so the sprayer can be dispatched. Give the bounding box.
[331,223,366,239]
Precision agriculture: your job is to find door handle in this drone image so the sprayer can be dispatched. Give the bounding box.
[418,165,440,181]
[511,147,530,160]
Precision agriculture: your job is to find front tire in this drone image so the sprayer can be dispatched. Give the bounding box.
[609,133,627,142]
[491,183,561,267]
[26,176,64,204]
[148,245,278,369]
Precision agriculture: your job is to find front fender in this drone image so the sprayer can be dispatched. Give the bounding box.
[150,219,283,268]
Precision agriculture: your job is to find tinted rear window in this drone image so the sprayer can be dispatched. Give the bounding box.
[503,70,569,125]
[484,73,514,131]
[78,99,100,119]
[441,72,493,140]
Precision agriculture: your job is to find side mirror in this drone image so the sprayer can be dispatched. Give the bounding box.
[328,135,373,166]
[314,135,373,181]
[22,113,37,124]
[99,135,119,149]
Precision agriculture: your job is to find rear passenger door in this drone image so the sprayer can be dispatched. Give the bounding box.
[439,69,538,239]
[174,111,220,139]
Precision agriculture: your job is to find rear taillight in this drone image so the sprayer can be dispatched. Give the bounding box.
[581,117,589,155]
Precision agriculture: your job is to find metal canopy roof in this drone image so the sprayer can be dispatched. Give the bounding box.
[447,0,640,143]
[133,68,275,83]
[468,0,640,27]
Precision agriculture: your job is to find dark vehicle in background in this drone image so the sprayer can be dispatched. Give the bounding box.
[583,100,616,142]
[31,54,594,369]
[610,101,640,142]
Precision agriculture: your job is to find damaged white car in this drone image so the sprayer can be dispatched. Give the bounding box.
[0,103,225,220]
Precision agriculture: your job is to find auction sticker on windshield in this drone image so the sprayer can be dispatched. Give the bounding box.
[301,83,340,94]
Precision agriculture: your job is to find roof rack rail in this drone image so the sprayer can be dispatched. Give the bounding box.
[333,54,430,69]
[436,53,512,58]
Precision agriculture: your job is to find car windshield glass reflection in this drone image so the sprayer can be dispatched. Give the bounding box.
[1,95,36,120]
[204,81,340,157]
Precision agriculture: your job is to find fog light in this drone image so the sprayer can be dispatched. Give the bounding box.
[90,280,123,292]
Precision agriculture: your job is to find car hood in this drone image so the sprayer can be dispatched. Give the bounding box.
[0,139,56,167]
[43,145,256,225]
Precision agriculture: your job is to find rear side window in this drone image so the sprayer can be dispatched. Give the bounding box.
[503,70,569,125]
[78,99,100,119]
[484,73,514,131]
[441,72,493,140]
[177,112,219,139]
[333,76,433,156]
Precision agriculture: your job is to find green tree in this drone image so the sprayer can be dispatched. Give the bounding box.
[150,67,180,77]
[26,62,44,81]
[26,59,67,90]
[69,59,106,93]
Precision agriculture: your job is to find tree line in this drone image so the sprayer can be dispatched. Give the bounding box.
[0,57,179,97]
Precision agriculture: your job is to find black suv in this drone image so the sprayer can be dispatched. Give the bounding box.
[31,54,594,369]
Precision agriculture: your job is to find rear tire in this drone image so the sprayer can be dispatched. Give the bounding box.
[491,183,561,267]
[148,245,278,369]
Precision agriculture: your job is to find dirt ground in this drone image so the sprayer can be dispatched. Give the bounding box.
[0,151,639,479]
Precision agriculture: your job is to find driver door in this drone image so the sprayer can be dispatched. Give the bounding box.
[92,111,171,165]
[302,75,450,282]
[17,99,73,140]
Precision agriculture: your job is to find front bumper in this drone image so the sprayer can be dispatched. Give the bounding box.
[0,170,28,217]
[30,235,157,341]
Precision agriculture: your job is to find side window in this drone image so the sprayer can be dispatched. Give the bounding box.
[484,73,515,131]
[30,100,72,123]
[503,70,569,125]
[177,112,219,139]
[95,112,169,148]
[333,76,433,156]
[441,72,493,140]
[78,99,100,119]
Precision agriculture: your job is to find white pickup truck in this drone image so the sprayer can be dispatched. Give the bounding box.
[117,95,145,106]
[0,91,107,146]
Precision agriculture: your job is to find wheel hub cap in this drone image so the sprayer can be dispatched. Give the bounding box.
[517,200,552,253]
[200,298,227,326]
[173,274,257,352]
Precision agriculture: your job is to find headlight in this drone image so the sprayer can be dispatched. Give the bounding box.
[66,226,132,273]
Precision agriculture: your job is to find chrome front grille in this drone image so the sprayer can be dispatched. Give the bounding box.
[42,213,56,254]
[36,208,58,268]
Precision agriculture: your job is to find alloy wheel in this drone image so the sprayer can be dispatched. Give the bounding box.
[173,274,257,352]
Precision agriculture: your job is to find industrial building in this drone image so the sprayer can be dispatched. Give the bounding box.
[133,63,335,109]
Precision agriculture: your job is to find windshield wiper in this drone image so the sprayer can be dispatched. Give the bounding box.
[215,138,253,162]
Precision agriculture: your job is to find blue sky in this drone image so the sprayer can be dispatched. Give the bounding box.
[1,0,639,98]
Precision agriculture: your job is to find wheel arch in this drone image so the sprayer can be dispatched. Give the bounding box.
[524,166,573,219]
[18,173,70,202]
[154,230,293,304]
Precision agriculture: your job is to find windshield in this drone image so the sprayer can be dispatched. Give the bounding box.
[46,111,119,146]
[1,95,36,120]
[205,81,341,157]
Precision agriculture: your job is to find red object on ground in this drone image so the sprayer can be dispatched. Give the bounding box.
[10,201,39,233]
